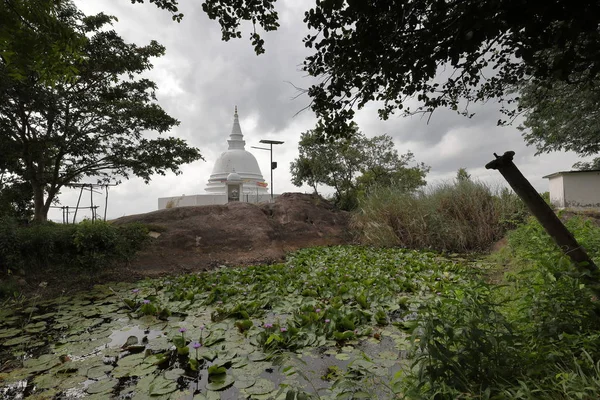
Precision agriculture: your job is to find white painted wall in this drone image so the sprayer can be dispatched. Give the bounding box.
[548,175,565,208]
[157,193,279,210]
[563,172,600,210]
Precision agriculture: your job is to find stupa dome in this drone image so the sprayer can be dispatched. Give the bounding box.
[226,171,242,181]
[205,107,268,194]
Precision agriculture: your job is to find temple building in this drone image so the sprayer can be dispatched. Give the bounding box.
[158,107,276,209]
[205,107,269,195]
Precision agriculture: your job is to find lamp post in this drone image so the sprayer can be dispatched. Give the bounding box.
[251,139,284,200]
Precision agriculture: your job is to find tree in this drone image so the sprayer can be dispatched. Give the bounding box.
[518,77,600,169]
[139,0,600,132]
[456,168,472,183]
[290,123,429,210]
[1,0,86,84]
[0,6,202,222]
[290,123,363,201]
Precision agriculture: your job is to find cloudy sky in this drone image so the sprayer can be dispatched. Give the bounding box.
[51,0,587,221]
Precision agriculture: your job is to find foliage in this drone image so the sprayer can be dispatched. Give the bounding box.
[0,0,86,84]
[573,158,600,171]
[352,179,528,252]
[141,1,600,129]
[518,77,600,170]
[302,1,600,127]
[456,167,471,183]
[0,245,472,397]
[0,180,33,220]
[404,284,519,397]
[0,220,149,274]
[401,216,600,398]
[290,123,429,210]
[0,5,202,222]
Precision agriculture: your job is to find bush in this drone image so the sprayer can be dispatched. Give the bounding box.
[401,217,600,399]
[0,220,149,272]
[351,180,529,252]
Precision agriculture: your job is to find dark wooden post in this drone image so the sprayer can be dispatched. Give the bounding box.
[486,151,600,292]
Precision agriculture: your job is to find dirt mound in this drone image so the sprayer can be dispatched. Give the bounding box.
[112,193,352,277]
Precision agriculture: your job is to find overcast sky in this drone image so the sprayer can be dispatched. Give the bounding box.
[52,0,587,222]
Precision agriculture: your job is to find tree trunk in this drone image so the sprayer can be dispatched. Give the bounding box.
[32,183,48,222]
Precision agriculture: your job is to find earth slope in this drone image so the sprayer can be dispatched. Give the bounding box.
[112,193,352,277]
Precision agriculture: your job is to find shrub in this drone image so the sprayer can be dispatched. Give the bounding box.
[0,220,149,273]
[351,180,528,252]
[401,217,600,398]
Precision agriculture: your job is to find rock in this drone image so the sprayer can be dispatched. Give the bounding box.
[111,193,352,274]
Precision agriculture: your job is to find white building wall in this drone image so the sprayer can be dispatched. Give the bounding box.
[563,172,600,210]
[548,175,565,208]
[157,193,279,210]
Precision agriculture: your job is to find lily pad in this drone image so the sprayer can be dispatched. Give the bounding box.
[243,378,275,395]
[148,375,178,395]
[86,364,114,379]
[233,375,256,389]
[206,375,235,391]
[87,379,117,394]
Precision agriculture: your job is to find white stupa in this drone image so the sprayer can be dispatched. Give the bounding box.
[205,107,268,194]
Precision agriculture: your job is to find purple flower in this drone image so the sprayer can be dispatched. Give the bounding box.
[199,325,205,331]
[280,327,288,333]
[132,289,140,294]
[142,299,150,304]
[179,327,187,333]
[264,323,273,328]
[315,308,321,313]
[192,342,202,349]
[325,319,331,323]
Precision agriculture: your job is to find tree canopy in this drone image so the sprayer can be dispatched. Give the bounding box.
[1,0,86,84]
[290,123,429,210]
[0,4,202,222]
[518,76,600,169]
[139,0,600,131]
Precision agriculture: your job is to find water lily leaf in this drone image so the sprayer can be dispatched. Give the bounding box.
[193,391,221,400]
[248,352,268,362]
[148,375,178,395]
[207,365,227,376]
[206,375,234,391]
[164,368,185,380]
[233,375,255,389]
[123,335,139,347]
[130,363,157,377]
[87,379,117,394]
[243,378,274,395]
[335,353,350,361]
[118,353,145,367]
[87,364,114,379]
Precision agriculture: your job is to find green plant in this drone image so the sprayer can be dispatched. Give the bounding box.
[352,179,528,252]
[403,283,519,397]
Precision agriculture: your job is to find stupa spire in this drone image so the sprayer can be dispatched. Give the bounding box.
[228,105,245,150]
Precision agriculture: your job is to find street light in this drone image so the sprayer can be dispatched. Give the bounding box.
[251,139,284,200]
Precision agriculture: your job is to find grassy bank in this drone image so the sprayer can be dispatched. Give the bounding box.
[352,180,528,252]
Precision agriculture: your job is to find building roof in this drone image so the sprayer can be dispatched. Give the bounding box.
[543,170,600,179]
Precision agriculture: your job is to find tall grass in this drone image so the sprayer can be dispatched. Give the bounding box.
[352,179,528,252]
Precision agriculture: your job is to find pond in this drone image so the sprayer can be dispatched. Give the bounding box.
[0,246,470,399]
